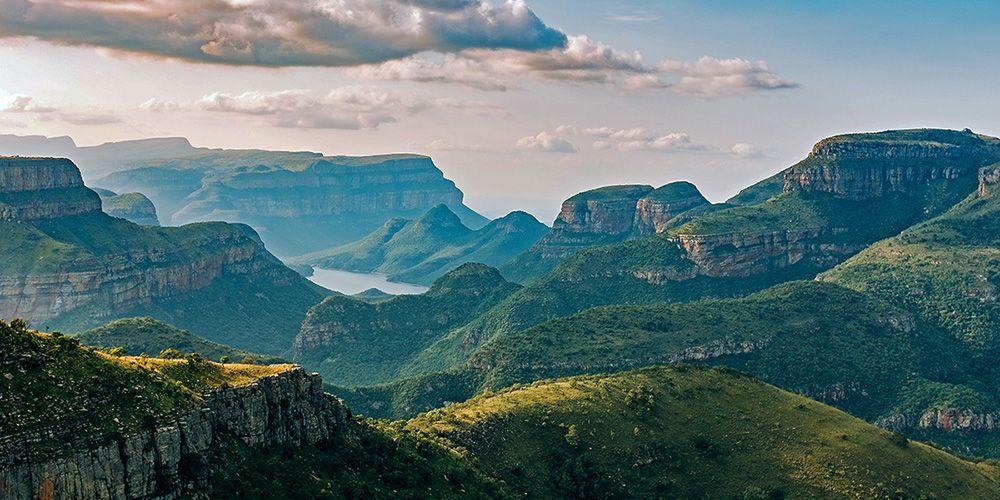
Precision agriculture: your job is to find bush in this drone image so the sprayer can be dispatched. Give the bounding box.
[159,348,183,359]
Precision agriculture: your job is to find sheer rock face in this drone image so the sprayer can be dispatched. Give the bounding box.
[0,368,349,500]
[978,165,1000,197]
[0,158,101,220]
[553,185,654,236]
[784,131,1000,199]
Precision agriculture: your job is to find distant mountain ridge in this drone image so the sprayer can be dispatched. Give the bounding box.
[295,204,548,285]
[0,134,488,256]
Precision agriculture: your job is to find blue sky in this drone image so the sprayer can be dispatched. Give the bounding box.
[1,0,998,220]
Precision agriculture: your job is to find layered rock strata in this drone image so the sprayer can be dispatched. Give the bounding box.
[0,368,349,500]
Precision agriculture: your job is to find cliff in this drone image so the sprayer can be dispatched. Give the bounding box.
[0,158,326,354]
[502,182,709,283]
[0,157,102,221]
[0,321,349,499]
[96,154,488,256]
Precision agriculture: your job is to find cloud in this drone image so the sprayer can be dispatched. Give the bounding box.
[423,139,490,152]
[515,131,577,153]
[555,125,708,152]
[3,94,120,125]
[0,0,567,67]
[730,143,764,158]
[192,86,504,129]
[658,57,799,96]
[139,98,180,113]
[356,35,654,89]
[3,95,56,113]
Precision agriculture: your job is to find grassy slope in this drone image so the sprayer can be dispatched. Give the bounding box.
[295,264,520,387]
[75,317,283,363]
[407,365,1000,499]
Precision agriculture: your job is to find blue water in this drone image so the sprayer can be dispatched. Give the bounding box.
[307,268,428,296]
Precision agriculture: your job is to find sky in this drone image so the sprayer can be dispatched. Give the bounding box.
[1,0,999,221]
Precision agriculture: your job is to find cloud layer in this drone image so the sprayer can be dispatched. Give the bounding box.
[0,0,566,67]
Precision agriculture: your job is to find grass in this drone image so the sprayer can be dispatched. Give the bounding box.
[406,365,1000,499]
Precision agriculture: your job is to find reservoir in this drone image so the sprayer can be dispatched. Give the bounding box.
[307,268,429,295]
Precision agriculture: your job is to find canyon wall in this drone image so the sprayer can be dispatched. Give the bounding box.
[0,157,101,220]
[0,368,349,500]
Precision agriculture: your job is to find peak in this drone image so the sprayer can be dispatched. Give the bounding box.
[812,128,1000,155]
[643,181,707,202]
[427,263,508,295]
[417,204,463,225]
[492,210,543,226]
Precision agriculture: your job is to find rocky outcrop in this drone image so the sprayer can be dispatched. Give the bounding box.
[554,185,654,235]
[978,165,1000,197]
[633,182,711,236]
[0,157,101,221]
[674,228,862,278]
[784,129,1000,199]
[879,409,1000,434]
[0,368,349,500]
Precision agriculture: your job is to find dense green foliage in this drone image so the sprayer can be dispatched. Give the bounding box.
[211,420,511,499]
[406,365,1000,499]
[295,205,547,286]
[76,317,282,363]
[296,264,520,386]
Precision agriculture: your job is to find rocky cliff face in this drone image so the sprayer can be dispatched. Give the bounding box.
[784,129,1000,199]
[0,157,101,221]
[554,185,654,235]
[0,158,323,352]
[0,368,349,500]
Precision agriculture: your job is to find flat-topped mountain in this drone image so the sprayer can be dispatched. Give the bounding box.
[502,182,710,283]
[295,205,547,286]
[1,134,488,256]
[0,157,327,354]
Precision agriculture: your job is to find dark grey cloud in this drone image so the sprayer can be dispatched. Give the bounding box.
[0,0,567,67]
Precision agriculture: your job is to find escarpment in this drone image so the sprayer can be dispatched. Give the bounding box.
[0,365,348,500]
[96,190,160,226]
[0,157,325,353]
[0,157,101,221]
[668,129,1000,279]
[98,154,487,255]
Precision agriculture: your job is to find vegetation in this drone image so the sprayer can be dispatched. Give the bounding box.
[406,365,1000,499]
[296,264,520,386]
[76,317,283,364]
[294,205,547,286]
[0,319,290,459]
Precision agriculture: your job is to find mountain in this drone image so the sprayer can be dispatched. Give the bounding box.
[294,263,520,386]
[405,365,1000,499]
[93,188,160,225]
[405,129,1000,371]
[76,317,282,363]
[0,134,489,256]
[501,182,710,283]
[0,157,327,354]
[294,205,548,286]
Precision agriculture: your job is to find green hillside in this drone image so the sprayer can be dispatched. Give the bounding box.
[294,264,520,386]
[76,317,282,363]
[406,365,1000,499]
[295,206,547,286]
[0,212,328,354]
